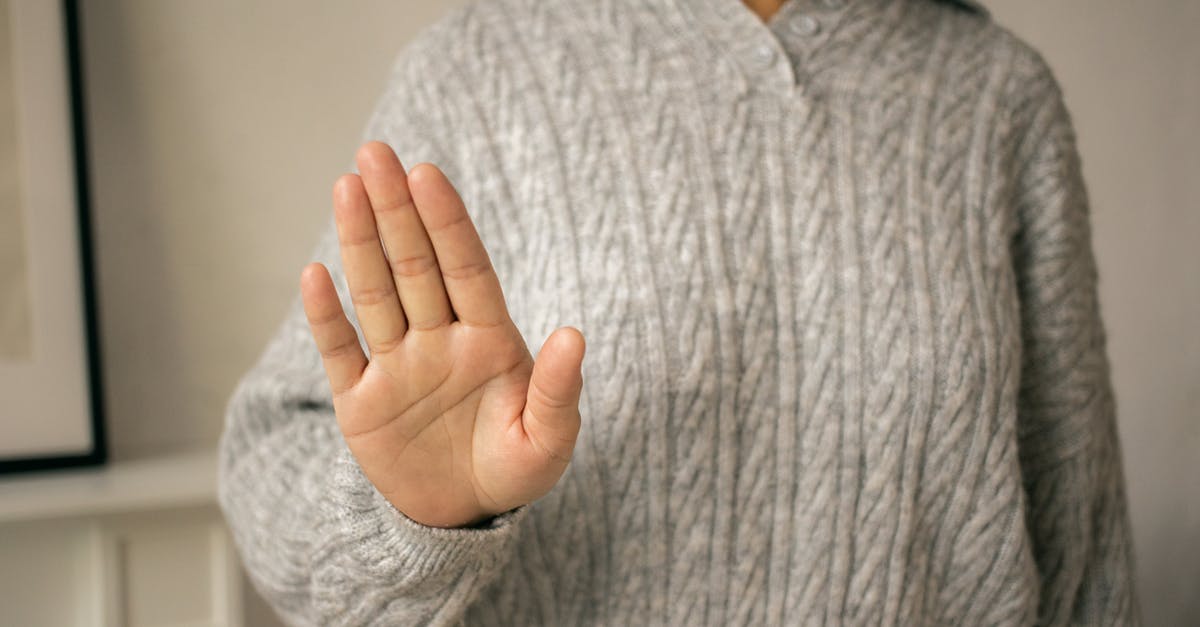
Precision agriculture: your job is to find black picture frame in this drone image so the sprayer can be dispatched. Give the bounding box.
[0,0,105,475]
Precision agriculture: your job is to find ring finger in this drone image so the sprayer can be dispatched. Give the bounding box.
[333,173,408,354]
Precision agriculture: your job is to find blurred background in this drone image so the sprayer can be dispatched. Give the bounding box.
[0,0,1196,625]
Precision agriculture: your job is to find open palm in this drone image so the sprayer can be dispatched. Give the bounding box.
[300,142,586,528]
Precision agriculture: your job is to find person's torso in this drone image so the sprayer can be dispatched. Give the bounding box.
[423,0,1041,623]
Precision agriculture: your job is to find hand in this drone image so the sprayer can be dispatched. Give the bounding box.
[300,141,586,528]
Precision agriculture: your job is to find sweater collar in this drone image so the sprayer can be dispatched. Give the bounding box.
[673,0,990,97]
[688,0,989,18]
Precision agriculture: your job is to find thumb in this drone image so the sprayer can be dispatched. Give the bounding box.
[522,326,586,464]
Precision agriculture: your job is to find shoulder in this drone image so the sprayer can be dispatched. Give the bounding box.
[910,0,1066,114]
[970,15,1071,137]
[933,0,990,18]
[937,1,1061,86]
[908,0,1050,74]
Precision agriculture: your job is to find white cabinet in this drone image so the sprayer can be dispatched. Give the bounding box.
[0,450,243,626]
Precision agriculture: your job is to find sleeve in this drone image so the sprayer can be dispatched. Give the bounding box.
[1007,56,1141,626]
[216,34,526,627]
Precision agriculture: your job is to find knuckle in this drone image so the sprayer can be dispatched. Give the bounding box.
[338,233,375,247]
[389,253,438,279]
[529,377,574,410]
[527,425,575,465]
[336,227,376,246]
[320,339,360,360]
[441,260,492,282]
[460,317,508,331]
[350,285,396,307]
[406,313,455,332]
[306,308,344,328]
[374,196,417,216]
[370,334,405,356]
[428,211,471,235]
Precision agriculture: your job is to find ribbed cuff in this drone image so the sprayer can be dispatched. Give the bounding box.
[323,446,528,584]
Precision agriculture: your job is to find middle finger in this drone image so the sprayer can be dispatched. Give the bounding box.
[356,141,454,331]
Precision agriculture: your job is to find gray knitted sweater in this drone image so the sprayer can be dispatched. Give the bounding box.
[217,0,1140,624]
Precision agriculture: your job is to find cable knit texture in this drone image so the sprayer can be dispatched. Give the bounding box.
[217,0,1140,624]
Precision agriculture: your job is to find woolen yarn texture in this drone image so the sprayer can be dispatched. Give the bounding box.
[218,0,1140,624]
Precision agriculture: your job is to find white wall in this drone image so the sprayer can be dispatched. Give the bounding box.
[80,0,469,459]
[78,1,467,623]
[78,1,1197,624]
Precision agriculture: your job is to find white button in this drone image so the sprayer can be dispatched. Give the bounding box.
[789,15,820,36]
[751,44,777,68]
